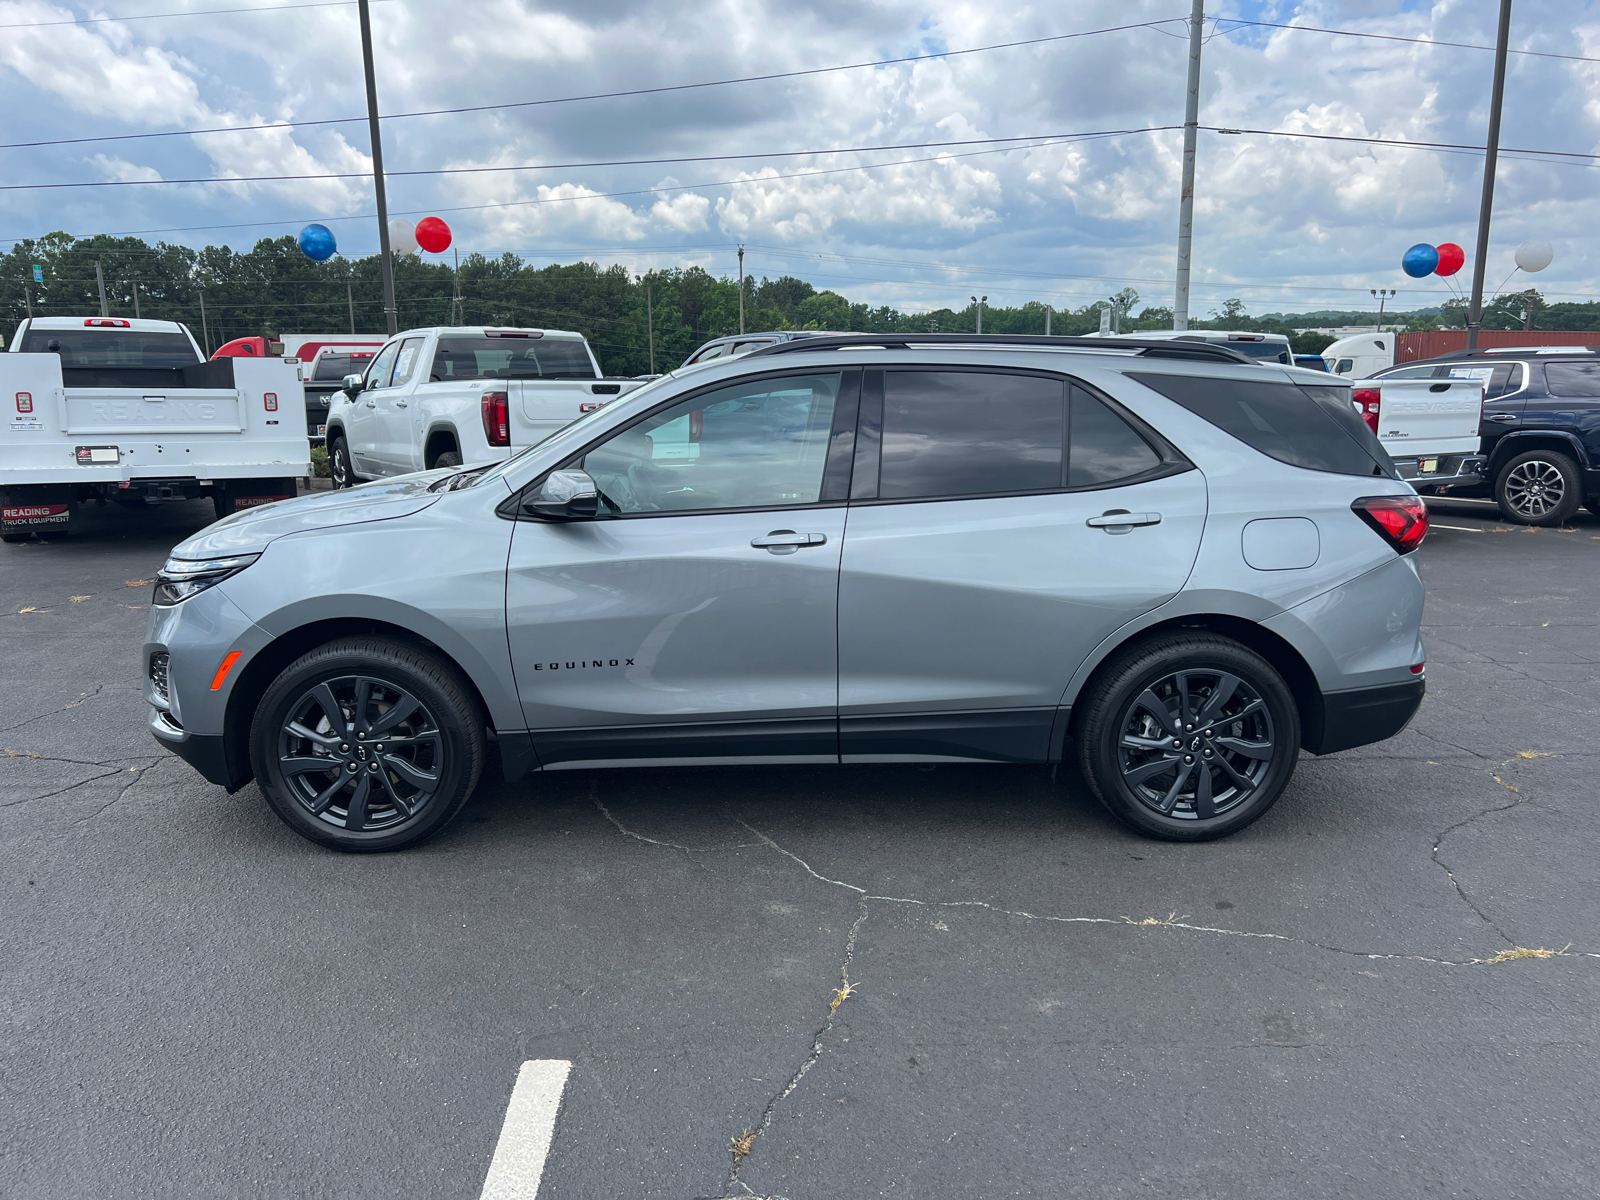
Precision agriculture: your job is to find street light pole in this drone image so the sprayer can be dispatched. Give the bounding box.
[737,245,745,335]
[1371,287,1395,330]
[1466,0,1513,354]
[357,0,397,337]
[972,295,986,334]
[1173,0,1205,331]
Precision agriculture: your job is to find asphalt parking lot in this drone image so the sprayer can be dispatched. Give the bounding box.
[2,494,1597,1199]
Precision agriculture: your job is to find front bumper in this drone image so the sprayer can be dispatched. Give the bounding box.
[149,707,243,788]
[1305,678,1425,755]
[1394,453,1486,493]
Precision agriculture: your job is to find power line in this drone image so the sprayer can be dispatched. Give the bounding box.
[0,127,1179,191]
[1216,18,1600,65]
[1200,125,1600,162]
[0,18,1184,152]
[0,0,395,31]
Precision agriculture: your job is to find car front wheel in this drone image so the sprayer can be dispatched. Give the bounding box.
[249,638,485,852]
[328,434,354,489]
[1076,634,1300,841]
[1495,449,1581,526]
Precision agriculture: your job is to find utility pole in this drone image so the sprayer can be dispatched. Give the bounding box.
[1466,0,1513,353]
[452,248,463,326]
[347,268,360,334]
[1173,0,1205,331]
[21,277,33,319]
[358,0,398,337]
[132,277,141,319]
[1044,305,1051,336]
[646,278,655,374]
[972,295,986,334]
[95,260,109,317]
[737,245,745,335]
[198,290,211,355]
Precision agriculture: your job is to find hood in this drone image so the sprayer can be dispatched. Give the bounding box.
[171,471,453,559]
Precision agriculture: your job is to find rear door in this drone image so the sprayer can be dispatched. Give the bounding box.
[836,368,1207,762]
[1534,360,1600,467]
[1451,362,1528,459]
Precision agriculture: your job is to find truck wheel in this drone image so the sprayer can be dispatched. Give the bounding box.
[249,638,486,852]
[1494,450,1581,526]
[434,450,462,469]
[1075,634,1300,842]
[329,435,354,489]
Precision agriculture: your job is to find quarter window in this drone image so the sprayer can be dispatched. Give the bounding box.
[1543,362,1600,398]
[582,374,841,514]
[1068,389,1161,486]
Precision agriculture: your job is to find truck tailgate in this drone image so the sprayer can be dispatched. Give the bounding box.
[1372,379,1482,458]
[64,389,242,435]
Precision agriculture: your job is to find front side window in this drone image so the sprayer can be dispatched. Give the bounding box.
[582,373,841,514]
[386,337,427,389]
[1333,358,1355,374]
[364,341,400,390]
[1543,361,1600,398]
[431,336,596,381]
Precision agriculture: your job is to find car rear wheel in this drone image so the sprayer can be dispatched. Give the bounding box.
[1495,450,1581,526]
[434,450,462,469]
[249,638,485,852]
[328,434,354,489]
[1076,634,1300,841]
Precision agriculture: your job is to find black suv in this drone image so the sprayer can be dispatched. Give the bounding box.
[1376,347,1600,524]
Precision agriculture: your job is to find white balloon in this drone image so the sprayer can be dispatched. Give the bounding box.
[387,218,419,256]
[1514,238,1553,273]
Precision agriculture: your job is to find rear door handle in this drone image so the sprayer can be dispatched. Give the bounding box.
[1486,413,1517,422]
[1087,510,1161,532]
[751,529,828,555]
[394,400,408,409]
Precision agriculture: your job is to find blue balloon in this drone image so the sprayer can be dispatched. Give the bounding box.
[1401,242,1439,278]
[297,223,337,262]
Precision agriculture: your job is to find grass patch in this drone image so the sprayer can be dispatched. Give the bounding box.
[1124,912,1190,927]
[829,980,857,1013]
[730,1129,756,1165]
[1475,945,1571,965]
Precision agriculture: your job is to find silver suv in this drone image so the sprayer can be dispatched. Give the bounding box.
[144,334,1428,852]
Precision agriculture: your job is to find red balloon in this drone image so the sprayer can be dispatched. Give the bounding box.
[1434,242,1465,277]
[415,216,452,254]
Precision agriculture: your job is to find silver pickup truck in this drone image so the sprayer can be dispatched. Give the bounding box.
[323,327,647,486]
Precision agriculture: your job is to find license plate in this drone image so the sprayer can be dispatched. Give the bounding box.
[75,445,120,465]
[1420,458,1439,473]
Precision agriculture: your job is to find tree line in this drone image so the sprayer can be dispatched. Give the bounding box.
[5,232,1595,375]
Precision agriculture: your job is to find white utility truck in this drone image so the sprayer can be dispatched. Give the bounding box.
[1323,332,1397,377]
[323,326,648,485]
[1350,374,1485,494]
[1,317,309,541]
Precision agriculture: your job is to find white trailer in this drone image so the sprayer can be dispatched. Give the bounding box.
[1,317,310,541]
[1322,332,1397,378]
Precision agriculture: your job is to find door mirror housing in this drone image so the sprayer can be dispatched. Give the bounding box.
[343,373,365,397]
[524,469,599,521]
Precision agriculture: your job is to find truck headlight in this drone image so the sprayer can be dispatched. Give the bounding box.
[153,553,260,606]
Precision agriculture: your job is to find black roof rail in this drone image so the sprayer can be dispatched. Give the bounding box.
[742,332,1256,365]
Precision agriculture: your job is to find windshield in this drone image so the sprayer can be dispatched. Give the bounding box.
[432,336,596,381]
[21,328,199,368]
[312,352,376,381]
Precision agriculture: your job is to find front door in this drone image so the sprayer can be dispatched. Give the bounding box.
[837,368,1207,762]
[349,339,400,475]
[371,336,426,473]
[506,369,858,766]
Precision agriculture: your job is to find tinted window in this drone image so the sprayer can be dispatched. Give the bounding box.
[431,336,595,381]
[20,328,199,368]
[1379,364,1442,380]
[1544,362,1600,398]
[583,374,839,514]
[312,352,375,381]
[1129,372,1392,478]
[1068,389,1161,486]
[1232,342,1291,364]
[879,371,1063,499]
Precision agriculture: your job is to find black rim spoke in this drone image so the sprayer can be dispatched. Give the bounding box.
[1117,666,1276,822]
[277,674,444,834]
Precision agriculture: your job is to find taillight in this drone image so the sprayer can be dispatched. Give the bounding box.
[1353,386,1381,434]
[1352,494,1428,554]
[482,391,510,446]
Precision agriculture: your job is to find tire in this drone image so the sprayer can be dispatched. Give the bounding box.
[1494,449,1581,526]
[213,488,232,522]
[249,637,486,852]
[1075,634,1301,842]
[434,450,462,469]
[328,434,355,489]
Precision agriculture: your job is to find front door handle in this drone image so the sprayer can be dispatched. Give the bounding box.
[751,529,828,555]
[394,399,408,408]
[365,400,376,408]
[1087,510,1161,533]
[1486,413,1517,422]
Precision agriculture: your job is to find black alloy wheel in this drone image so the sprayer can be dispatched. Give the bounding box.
[328,435,354,489]
[250,638,484,851]
[1495,449,1581,526]
[1076,634,1300,841]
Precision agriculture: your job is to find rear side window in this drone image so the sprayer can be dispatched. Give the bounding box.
[1129,372,1393,478]
[1544,362,1600,398]
[20,329,199,368]
[1068,389,1161,486]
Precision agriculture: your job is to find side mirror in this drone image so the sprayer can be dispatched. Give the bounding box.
[342,373,365,397]
[523,469,599,521]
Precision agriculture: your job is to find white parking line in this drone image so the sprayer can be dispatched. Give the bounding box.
[480,1059,572,1200]
[1430,523,1486,532]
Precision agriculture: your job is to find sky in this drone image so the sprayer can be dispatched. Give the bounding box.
[1,0,1597,317]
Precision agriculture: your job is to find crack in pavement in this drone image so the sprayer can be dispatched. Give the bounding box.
[1,755,166,809]
[75,758,165,824]
[0,685,107,735]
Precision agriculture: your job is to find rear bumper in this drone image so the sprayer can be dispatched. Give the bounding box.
[1305,679,1425,755]
[1393,454,1486,493]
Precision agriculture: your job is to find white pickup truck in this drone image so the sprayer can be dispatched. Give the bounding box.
[324,326,648,485]
[1351,375,1486,494]
[1,317,310,542]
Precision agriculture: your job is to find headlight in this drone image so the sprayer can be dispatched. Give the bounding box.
[153,553,260,606]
